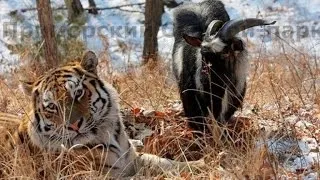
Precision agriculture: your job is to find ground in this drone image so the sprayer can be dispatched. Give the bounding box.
[0,52,319,179]
[0,0,319,179]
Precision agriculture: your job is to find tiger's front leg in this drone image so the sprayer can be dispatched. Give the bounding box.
[134,153,205,175]
[64,144,137,177]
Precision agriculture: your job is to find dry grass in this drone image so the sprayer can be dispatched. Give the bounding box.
[0,42,319,179]
[110,61,179,110]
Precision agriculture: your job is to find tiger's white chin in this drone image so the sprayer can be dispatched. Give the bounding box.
[28,125,97,152]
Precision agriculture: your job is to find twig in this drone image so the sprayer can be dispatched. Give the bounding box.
[9,3,145,15]
[117,8,144,14]
[90,2,145,11]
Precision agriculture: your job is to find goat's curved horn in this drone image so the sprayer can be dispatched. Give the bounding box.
[217,18,276,41]
[205,20,224,37]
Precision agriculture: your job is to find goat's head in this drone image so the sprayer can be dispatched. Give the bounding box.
[183,18,276,56]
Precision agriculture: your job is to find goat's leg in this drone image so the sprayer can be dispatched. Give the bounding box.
[181,91,209,134]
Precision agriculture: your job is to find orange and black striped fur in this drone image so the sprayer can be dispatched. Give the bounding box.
[1,51,204,177]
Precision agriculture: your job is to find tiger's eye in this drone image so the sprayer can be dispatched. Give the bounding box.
[45,103,57,113]
[44,125,51,131]
[44,124,53,131]
[75,89,83,96]
[47,103,55,109]
[75,89,84,100]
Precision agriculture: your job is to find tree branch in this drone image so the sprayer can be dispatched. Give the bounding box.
[92,2,145,10]
[117,8,144,14]
[9,3,145,15]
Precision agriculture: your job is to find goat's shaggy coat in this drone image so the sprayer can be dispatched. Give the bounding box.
[172,0,248,132]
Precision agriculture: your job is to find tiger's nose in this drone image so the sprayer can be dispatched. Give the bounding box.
[67,118,83,132]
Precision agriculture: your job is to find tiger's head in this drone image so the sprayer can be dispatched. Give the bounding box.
[21,51,121,151]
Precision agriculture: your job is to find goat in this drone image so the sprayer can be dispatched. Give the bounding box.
[172,0,275,133]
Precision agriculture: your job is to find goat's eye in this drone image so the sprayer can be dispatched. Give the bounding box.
[75,89,84,99]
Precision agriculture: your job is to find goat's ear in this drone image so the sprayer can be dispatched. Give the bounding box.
[20,80,34,96]
[183,35,202,47]
[81,51,98,74]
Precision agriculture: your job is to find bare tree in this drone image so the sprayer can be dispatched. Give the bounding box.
[88,0,98,15]
[143,0,181,64]
[163,0,181,8]
[64,0,85,23]
[36,0,59,69]
[142,0,164,64]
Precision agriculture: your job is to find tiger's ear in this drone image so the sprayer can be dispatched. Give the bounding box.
[81,51,98,74]
[19,80,34,96]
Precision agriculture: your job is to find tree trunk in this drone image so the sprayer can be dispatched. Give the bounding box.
[163,0,181,8]
[142,0,164,64]
[64,0,85,23]
[36,0,59,69]
[88,0,98,15]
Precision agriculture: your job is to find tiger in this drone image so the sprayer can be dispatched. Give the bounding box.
[1,51,204,177]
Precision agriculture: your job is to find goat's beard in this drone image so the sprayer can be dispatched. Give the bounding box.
[200,53,224,75]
